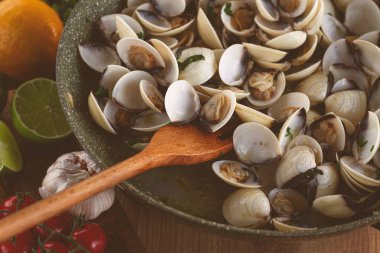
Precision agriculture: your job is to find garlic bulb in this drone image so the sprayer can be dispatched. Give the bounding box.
[39,151,115,220]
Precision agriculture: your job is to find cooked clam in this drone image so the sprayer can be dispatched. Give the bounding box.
[88,93,116,134]
[265,31,308,50]
[78,43,121,73]
[267,92,310,122]
[307,163,339,201]
[220,1,256,37]
[369,77,380,112]
[130,110,171,132]
[296,71,328,106]
[286,135,323,165]
[313,194,357,219]
[340,156,380,188]
[196,84,250,100]
[99,65,130,95]
[99,14,143,43]
[243,43,287,63]
[344,0,380,36]
[272,217,317,232]
[268,188,308,217]
[151,0,186,17]
[234,104,276,128]
[139,80,165,113]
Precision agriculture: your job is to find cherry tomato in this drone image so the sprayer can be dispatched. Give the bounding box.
[37,241,69,253]
[0,194,35,213]
[72,223,107,253]
[0,229,36,253]
[35,213,72,241]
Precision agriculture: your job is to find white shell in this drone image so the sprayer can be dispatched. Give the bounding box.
[272,217,317,232]
[233,122,281,165]
[234,103,276,128]
[222,188,271,227]
[219,44,250,86]
[322,39,355,74]
[40,152,115,220]
[78,43,121,73]
[353,40,380,75]
[135,3,172,32]
[131,110,170,132]
[115,16,141,39]
[265,31,307,50]
[267,92,311,123]
[112,71,157,111]
[88,93,116,134]
[195,85,250,101]
[295,71,328,106]
[99,14,143,42]
[197,8,224,49]
[320,15,347,44]
[313,163,340,199]
[178,47,218,86]
[140,79,165,113]
[164,80,201,123]
[313,195,356,219]
[150,36,178,49]
[99,65,130,95]
[294,0,320,30]
[149,17,195,37]
[255,60,291,72]
[256,0,279,22]
[212,160,262,188]
[254,15,292,37]
[370,78,380,112]
[221,1,256,37]
[291,34,319,66]
[285,60,321,82]
[286,135,323,165]
[151,0,186,17]
[243,43,287,63]
[268,188,308,217]
[344,0,380,36]
[329,64,370,95]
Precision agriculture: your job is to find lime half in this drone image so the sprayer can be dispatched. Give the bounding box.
[11,78,71,143]
[0,121,23,174]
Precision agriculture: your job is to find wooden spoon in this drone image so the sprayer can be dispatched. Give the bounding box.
[0,124,233,242]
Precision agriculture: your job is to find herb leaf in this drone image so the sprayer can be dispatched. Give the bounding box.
[285,127,294,139]
[357,136,368,148]
[137,32,145,40]
[178,55,205,71]
[370,145,375,152]
[224,2,233,16]
[95,86,108,98]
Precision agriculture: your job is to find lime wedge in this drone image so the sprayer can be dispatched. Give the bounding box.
[0,121,23,174]
[11,78,71,143]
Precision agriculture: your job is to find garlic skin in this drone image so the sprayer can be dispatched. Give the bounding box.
[39,151,115,220]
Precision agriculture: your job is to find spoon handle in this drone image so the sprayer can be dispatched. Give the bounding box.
[0,149,167,242]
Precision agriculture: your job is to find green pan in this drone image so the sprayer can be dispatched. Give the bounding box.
[56,0,380,238]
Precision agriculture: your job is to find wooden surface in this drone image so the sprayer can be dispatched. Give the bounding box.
[0,91,379,253]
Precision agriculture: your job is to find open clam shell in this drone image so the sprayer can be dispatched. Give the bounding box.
[88,93,117,134]
[151,0,186,17]
[352,111,380,164]
[256,0,280,22]
[267,92,310,123]
[285,60,321,82]
[353,40,380,76]
[78,43,121,73]
[139,79,165,113]
[286,135,323,165]
[135,3,172,33]
[234,104,275,128]
[220,1,256,37]
[245,71,286,110]
[219,44,251,86]
[313,195,357,219]
[212,160,262,188]
[268,188,308,217]
[149,14,196,37]
[150,36,178,49]
[369,77,380,112]
[265,31,307,50]
[322,39,355,74]
[197,8,224,49]
[195,84,250,100]
[254,15,292,37]
[233,122,281,165]
[308,163,339,201]
[177,47,218,86]
[272,217,317,232]
[329,64,371,95]
[344,0,380,36]
[222,188,271,227]
[243,43,287,63]
[320,15,347,45]
[99,14,143,43]
[294,0,320,31]
[130,110,170,132]
[103,99,132,129]
[200,91,237,132]
[278,108,307,154]
[112,70,157,111]
[99,65,130,95]
[115,16,143,40]
[341,156,380,188]
[255,60,291,72]
[358,31,380,46]
[295,71,328,106]
[290,34,319,67]
[164,80,201,124]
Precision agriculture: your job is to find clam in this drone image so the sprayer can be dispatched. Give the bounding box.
[268,188,308,217]
[103,100,132,129]
[352,111,380,164]
[290,34,319,67]
[278,108,307,154]
[151,0,186,17]
[149,39,179,86]
[303,0,324,35]
[200,91,236,132]
[117,37,165,72]
[329,64,371,95]
[358,31,380,46]
[293,0,321,31]
[212,160,262,188]
[306,110,322,127]
[285,60,321,82]
[99,65,130,95]
[164,80,201,124]
[267,92,310,123]
[234,104,276,128]
[265,31,308,50]
[254,15,292,37]
[139,80,165,113]
[150,36,178,49]
[78,43,121,73]
[308,113,346,152]
[219,44,252,86]
[222,188,271,227]
[255,0,279,22]
[220,1,256,37]
[275,146,318,188]
[195,84,250,100]
[353,40,380,76]
[135,3,172,32]
[322,39,355,75]
[312,195,357,219]
[233,123,281,165]
[115,16,143,40]
[149,14,196,37]
[286,135,323,165]
[243,43,287,63]
[245,71,286,110]
[99,14,144,43]
[130,110,170,132]
[295,71,328,106]
[344,0,380,36]
[272,217,317,232]
[320,15,347,45]
[177,30,195,48]
[112,71,157,111]
[88,93,116,134]
[177,47,217,86]
[341,156,380,188]
[255,60,291,72]
[197,8,224,49]
[324,90,367,126]
[307,163,339,201]
[369,77,380,112]
[323,0,336,17]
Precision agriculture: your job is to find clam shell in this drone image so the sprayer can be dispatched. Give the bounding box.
[99,14,143,43]
[353,40,380,76]
[352,111,380,164]
[324,90,367,126]
[221,1,256,37]
[150,39,179,86]
[177,30,196,47]
[320,15,347,45]
[358,31,380,46]
[329,64,371,95]
[140,79,165,113]
[310,163,340,200]
[272,217,317,232]
[131,110,171,132]
[255,60,291,72]
[256,0,279,22]
[254,15,292,37]
[149,16,196,37]
[265,31,307,50]
[286,135,323,165]
[313,195,356,219]
[88,93,116,134]
[278,108,307,154]
[197,8,224,49]
[103,100,131,129]
[344,0,380,36]
[234,103,275,128]
[151,0,186,17]
[164,80,201,123]
[322,39,355,74]
[291,34,319,66]
[295,71,328,106]
[370,78,380,112]
[177,47,217,86]
[304,0,324,35]
[195,85,250,100]
[233,122,281,165]
[267,92,311,123]
[268,188,308,217]
[243,43,287,63]
[78,43,121,73]
[222,188,271,227]
[115,16,141,39]
[306,110,322,126]
[150,36,178,49]
[294,0,320,30]
[135,3,172,32]
[212,160,262,188]
[277,0,307,18]
[99,65,130,95]
[112,71,157,111]
[340,156,380,187]
[285,60,321,82]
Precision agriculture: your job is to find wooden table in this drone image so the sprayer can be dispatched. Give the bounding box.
[1,91,379,253]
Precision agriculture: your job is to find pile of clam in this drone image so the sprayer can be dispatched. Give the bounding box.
[79,0,380,231]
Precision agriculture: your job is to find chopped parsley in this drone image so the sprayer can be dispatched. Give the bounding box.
[178,55,205,71]
[137,32,145,40]
[370,145,375,152]
[285,127,294,139]
[95,86,108,98]
[224,2,233,16]
[357,136,368,148]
